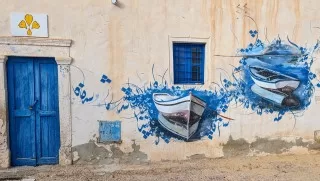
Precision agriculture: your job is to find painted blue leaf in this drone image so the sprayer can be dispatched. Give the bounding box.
[80,90,87,99]
[102,74,108,79]
[153,81,158,88]
[223,122,229,127]
[78,83,84,88]
[73,87,81,96]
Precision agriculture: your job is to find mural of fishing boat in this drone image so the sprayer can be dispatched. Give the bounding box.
[249,66,300,90]
[251,84,299,108]
[153,93,206,140]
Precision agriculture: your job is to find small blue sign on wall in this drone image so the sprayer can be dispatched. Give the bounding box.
[98,121,121,142]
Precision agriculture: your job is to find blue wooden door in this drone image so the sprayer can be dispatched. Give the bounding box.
[7,57,60,166]
[7,57,36,166]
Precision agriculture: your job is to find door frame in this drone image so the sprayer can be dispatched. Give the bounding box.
[0,37,73,168]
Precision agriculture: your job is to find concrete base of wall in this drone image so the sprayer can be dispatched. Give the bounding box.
[72,141,148,165]
[72,137,320,165]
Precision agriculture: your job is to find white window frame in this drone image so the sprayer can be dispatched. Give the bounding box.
[168,36,212,87]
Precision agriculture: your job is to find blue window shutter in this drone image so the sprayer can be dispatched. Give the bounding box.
[173,43,205,84]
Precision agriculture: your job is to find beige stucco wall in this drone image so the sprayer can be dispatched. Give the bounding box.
[1,0,320,164]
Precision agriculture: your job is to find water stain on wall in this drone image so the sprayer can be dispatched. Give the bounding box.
[72,140,148,164]
[223,136,320,157]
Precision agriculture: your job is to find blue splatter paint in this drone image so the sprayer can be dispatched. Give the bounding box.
[100,74,112,84]
[73,82,94,104]
[249,30,258,38]
[73,74,112,104]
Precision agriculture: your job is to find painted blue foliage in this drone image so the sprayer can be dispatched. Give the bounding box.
[100,74,112,84]
[249,30,258,38]
[237,32,319,117]
[109,76,238,144]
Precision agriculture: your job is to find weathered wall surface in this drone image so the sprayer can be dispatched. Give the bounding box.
[1,0,320,164]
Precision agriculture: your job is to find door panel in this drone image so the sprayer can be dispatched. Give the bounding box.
[8,57,60,166]
[34,59,60,164]
[8,57,36,166]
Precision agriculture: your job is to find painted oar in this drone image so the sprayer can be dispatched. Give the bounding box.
[207,107,235,121]
[216,113,235,121]
[213,53,302,58]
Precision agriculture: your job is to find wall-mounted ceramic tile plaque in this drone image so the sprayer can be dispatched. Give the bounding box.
[11,12,48,37]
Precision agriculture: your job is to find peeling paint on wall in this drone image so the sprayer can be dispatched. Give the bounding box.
[223,136,320,157]
[72,140,148,164]
[0,119,5,145]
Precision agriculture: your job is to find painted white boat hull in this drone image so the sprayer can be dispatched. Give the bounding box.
[153,93,206,115]
[158,114,199,140]
[153,93,206,140]
[251,84,286,106]
[251,84,300,107]
[249,66,300,90]
[251,75,300,89]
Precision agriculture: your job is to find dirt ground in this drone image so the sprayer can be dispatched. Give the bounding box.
[1,154,320,181]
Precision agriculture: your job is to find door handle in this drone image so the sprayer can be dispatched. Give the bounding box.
[29,100,38,110]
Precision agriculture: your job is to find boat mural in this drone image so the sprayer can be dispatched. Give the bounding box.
[248,65,301,108]
[153,93,206,140]
[75,30,320,144]
[240,37,303,65]
[249,66,300,90]
[240,38,311,109]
